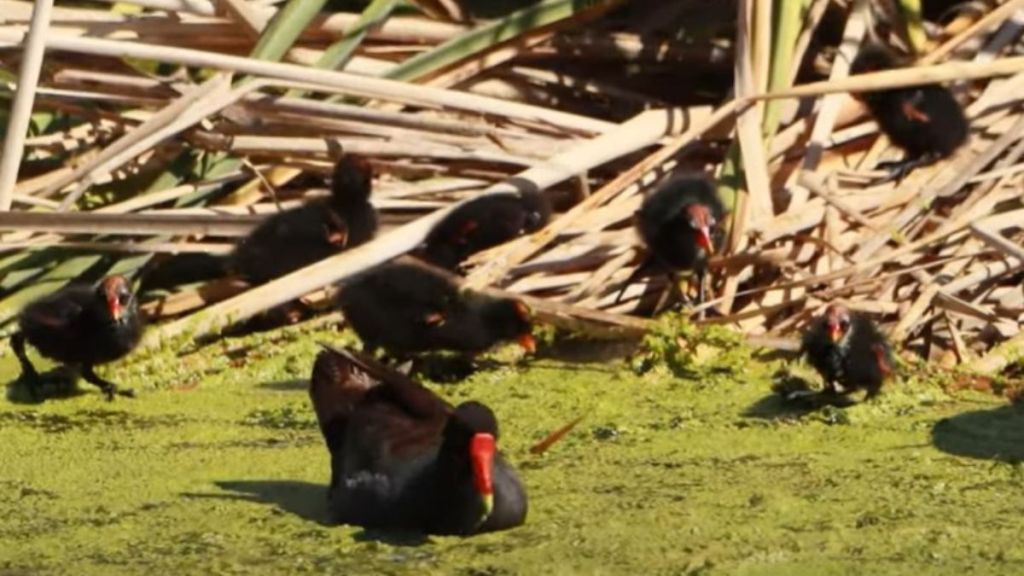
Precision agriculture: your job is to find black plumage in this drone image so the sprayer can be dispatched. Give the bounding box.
[419,190,550,272]
[230,155,377,285]
[309,345,527,535]
[336,261,535,358]
[11,275,143,400]
[801,303,894,399]
[851,44,968,178]
[617,175,725,306]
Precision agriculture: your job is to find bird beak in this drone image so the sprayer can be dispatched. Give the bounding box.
[470,433,495,521]
[828,323,842,343]
[107,294,122,322]
[518,333,536,354]
[696,227,715,255]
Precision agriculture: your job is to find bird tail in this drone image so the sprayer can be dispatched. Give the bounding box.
[309,344,378,452]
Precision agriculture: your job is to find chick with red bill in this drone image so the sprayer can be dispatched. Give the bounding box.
[11,275,143,400]
[418,190,551,273]
[229,155,377,285]
[851,44,968,182]
[801,303,894,400]
[616,175,725,309]
[336,261,536,360]
[309,345,527,535]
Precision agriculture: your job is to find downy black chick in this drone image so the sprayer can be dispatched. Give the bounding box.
[336,261,535,359]
[851,43,968,180]
[11,275,143,400]
[616,175,725,308]
[801,303,894,399]
[230,155,377,285]
[419,190,550,273]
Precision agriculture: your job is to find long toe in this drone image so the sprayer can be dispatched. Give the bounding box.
[117,387,137,399]
[875,156,929,184]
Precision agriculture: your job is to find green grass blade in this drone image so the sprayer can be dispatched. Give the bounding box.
[318,0,398,70]
[898,0,927,54]
[385,0,623,82]
[763,0,805,138]
[289,0,399,98]
[249,0,331,62]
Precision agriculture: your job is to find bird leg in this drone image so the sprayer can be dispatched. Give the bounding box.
[874,154,935,184]
[81,365,135,401]
[693,270,710,320]
[10,333,43,400]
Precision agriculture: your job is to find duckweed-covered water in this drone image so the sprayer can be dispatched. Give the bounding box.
[2,323,1023,575]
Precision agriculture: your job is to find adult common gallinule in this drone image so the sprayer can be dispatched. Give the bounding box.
[851,43,968,181]
[802,303,894,400]
[336,261,536,359]
[230,155,377,285]
[418,190,550,272]
[616,175,725,307]
[11,275,143,400]
[309,345,527,535]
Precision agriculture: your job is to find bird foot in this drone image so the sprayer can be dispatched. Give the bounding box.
[873,156,932,185]
[102,386,136,401]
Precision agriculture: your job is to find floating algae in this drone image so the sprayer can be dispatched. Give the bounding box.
[1,323,1023,575]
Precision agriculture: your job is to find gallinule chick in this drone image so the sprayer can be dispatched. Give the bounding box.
[230,155,377,285]
[851,44,968,181]
[309,345,527,535]
[418,190,550,272]
[801,303,894,400]
[336,261,536,359]
[11,275,142,400]
[616,175,725,308]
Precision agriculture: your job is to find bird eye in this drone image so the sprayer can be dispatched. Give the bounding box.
[839,318,850,331]
[118,292,130,306]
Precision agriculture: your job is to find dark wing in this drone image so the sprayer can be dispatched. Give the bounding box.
[847,313,893,387]
[800,315,833,376]
[309,345,380,454]
[322,344,451,420]
[900,89,932,124]
[19,288,90,330]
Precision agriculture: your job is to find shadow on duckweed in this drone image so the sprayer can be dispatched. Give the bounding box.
[932,403,1024,462]
[5,367,87,404]
[181,480,331,525]
[257,379,308,392]
[743,370,858,422]
[0,407,184,433]
[200,480,429,546]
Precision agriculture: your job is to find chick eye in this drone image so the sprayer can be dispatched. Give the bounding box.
[118,292,130,305]
[839,319,850,331]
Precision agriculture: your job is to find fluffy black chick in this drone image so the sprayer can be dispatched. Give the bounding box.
[851,44,968,180]
[230,155,377,285]
[11,275,143,400]
[801,303,894,399]
[616,175,725,307]
[419,190,551,273]
[336,262,535,359]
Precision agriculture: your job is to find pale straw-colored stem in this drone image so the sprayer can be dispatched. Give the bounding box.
[0,0,53,211]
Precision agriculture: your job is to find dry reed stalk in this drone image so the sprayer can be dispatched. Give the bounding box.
[0,0,54,211]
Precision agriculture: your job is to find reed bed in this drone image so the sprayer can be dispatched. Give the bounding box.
[0,0,1021,378]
